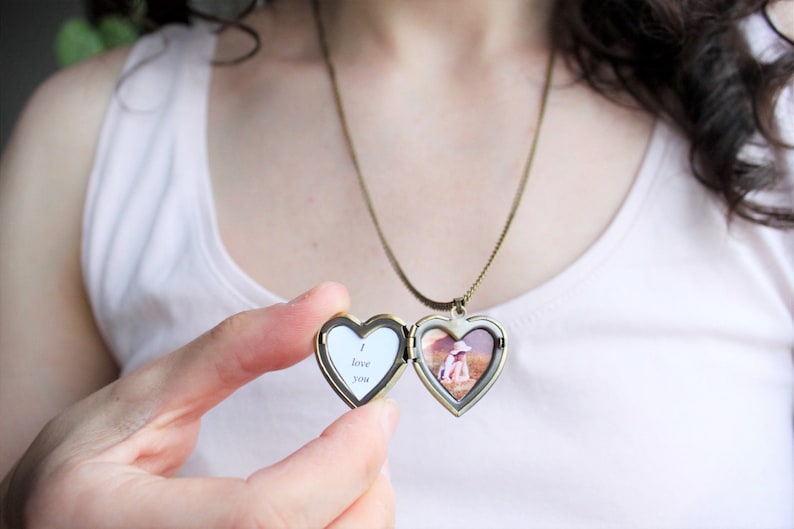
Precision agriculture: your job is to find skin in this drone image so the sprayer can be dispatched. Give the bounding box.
[11,0,758,525]
[208,0,653,324]
[0,48,127,480]
[768,0,794,41]
[1,283,399,528]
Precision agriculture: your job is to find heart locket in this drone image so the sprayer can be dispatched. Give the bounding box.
[315,314,408,408]
[316,312,507,416]
[409,314,507,416]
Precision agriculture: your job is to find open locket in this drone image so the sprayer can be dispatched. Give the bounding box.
[315,313,507,416]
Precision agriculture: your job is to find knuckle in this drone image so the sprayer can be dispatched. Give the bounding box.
[209,310,257,342]
[209,311,264,385]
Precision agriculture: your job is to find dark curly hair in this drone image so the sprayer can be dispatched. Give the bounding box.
[90,0,794,228]
[553,0,794,228]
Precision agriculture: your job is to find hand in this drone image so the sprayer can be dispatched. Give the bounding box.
[1,282,399,529]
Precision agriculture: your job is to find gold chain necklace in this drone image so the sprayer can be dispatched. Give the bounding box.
[312,0,556,416]
[314,2,556,314]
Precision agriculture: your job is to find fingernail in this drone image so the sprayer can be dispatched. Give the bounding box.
[379,398,399,438]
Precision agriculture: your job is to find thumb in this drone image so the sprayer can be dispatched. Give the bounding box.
[121,282,350,424]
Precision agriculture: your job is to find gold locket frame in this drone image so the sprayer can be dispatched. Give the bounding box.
[316,313,508,416]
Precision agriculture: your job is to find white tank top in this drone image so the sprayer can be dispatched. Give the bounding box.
[83,18,793,529]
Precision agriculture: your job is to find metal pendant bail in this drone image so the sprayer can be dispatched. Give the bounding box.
[451,297,467,319]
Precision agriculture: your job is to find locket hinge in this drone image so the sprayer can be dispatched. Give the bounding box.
[404,333,417,361]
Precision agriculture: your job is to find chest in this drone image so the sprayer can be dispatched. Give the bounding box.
[206,58,654,320]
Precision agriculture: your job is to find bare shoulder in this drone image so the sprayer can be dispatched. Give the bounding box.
[0,46,131,478]
[4,45,130,172]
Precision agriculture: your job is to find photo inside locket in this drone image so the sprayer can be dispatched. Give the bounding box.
[421,329,494,401]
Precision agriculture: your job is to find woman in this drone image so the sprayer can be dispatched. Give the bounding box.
[1,1,792,527]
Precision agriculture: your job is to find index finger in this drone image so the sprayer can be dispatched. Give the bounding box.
[117,282,350,425]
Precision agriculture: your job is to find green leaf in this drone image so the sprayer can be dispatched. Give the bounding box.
[97,15,140,49]
[54,18,105,67]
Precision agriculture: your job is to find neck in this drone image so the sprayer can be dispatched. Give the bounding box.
[315,0,552,66]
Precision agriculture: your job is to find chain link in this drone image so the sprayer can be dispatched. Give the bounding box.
[313,0,556,312]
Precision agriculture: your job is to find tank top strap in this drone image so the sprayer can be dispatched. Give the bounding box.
[82,23,219,368]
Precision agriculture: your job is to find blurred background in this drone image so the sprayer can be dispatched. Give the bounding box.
[0,0,254,150]
[1,0,84,149]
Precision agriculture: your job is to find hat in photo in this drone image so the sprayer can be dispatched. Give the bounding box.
[450,340,472,354]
